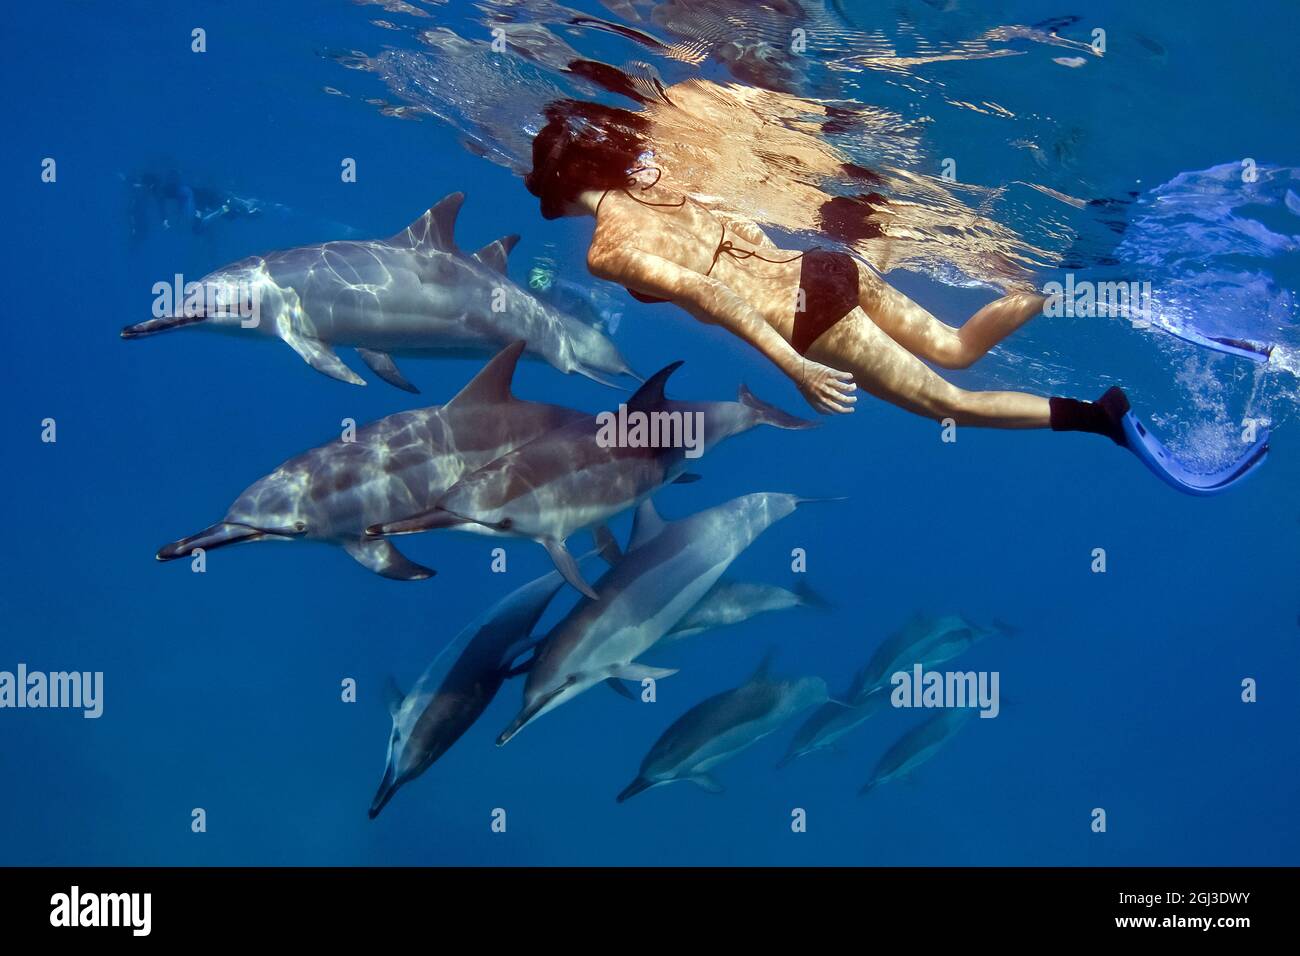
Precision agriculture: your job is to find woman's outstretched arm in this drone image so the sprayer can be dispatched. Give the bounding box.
[587,246,856,413]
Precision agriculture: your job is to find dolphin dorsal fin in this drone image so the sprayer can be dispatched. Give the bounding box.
[749,648,777,683]
[384,676,404,718]
[627,498,666,551]
[473,235,520,275]
[389,193,465,254]
[446,341,526,408]
[627,360,683,413]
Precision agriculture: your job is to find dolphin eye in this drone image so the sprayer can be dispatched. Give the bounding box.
[498,517,513,531]
[294,521,306,532]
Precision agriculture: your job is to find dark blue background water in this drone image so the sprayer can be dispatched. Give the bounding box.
[2,0,1297,865]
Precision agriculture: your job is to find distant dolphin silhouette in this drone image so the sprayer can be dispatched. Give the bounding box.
[618,654,829,802]
[122,194,636,390]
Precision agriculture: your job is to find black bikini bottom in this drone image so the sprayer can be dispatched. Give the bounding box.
[792,248,859,355]
[624,247,860,355]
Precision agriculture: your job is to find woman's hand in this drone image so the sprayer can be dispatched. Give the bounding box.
[795,359,857,414]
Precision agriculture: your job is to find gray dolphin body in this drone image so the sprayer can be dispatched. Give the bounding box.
[370,568,567,818]
[155,342,585,579]
[617,657,828,802]
[497,493,817,744]
[122,194,635,391]
[858,708,974,797]
[779,683,889,766]
[665,580,819,641]
[780,613,1003,765]
[374,363,815,597]
[856,613,1002,694]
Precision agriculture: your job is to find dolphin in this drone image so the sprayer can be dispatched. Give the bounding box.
[616,655,829,802]
[778,683,890,766]
[372,363,816,598]
[779,613,1004,765]
[497,493,822,744]
[122,193,636,391]
[664,580,824,641]
[155,341,585,579]
[858,708,975,797]
[370,567,568,819]
[854,613,1003,695]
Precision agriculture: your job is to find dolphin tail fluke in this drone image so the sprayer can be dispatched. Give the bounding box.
[282,330,367,386]
[793,580,832,611]
[356,348,418,393]
[367,508,467,537]
[343,538,435,581]
[993,617,1021,639]
[542,538,600,600]
[738,384,819,430]
[616,777,654,803]
[156,522,269,560]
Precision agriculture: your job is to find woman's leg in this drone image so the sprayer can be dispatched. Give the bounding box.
[806,308,1051,428]
[856,265,1045,370]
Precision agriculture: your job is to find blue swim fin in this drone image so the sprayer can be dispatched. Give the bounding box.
[1101,387,1269,495]
[1156,324,1274,363]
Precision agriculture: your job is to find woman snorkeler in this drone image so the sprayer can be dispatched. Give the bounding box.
[523,97,1269,494]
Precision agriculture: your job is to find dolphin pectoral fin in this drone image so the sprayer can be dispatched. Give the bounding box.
[542,539,599,600]
[343,538,435,581]
[356,348,418,393]
[592,524,623,566]
[608,663,679,682]
[282,331,366,386]
[689,773,724,794]
[604,678,636,700]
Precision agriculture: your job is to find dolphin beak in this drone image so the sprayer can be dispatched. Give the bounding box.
[121,312,207,339]
[367,508,468,538]
[496,709,533,747]
[496,695,550,746]
[497,676,577,746]
[155,522,271,560]
[616,778,653,803]
[369,766,400,820]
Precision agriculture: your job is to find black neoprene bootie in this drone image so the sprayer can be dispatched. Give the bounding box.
[1049,386,1130,446]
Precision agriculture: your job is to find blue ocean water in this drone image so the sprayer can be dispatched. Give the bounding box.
[1,0,1297,866]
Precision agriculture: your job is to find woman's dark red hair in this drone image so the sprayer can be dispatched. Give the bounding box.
[525,100,652,219]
